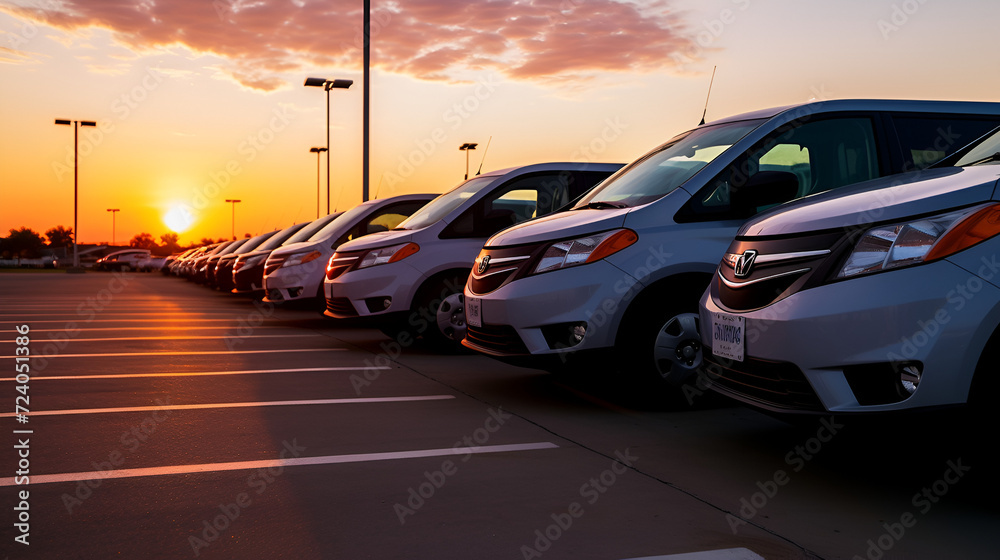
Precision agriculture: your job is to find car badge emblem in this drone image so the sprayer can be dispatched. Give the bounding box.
[734,249,758,278]
[477,255,491,275]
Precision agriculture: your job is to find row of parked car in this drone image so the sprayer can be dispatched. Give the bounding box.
[162,98,1000,419]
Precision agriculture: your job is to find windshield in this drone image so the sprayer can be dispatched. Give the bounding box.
[395,176,496,231]
[284,212,342,244]
[573,119,764,209]
[233,231,276,255]
[955,128,1000,166]
[254,223,305,252]
[308,204,372,242]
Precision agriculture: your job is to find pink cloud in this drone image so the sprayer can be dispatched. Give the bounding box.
[3,0,697,90]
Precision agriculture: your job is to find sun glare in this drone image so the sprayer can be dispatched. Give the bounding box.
[163,205,195,233]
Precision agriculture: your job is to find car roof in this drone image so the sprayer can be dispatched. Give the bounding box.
[706,99,1000,126]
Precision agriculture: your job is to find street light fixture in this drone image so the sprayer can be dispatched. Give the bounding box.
[225,199,241,240]
[310,147,328,218]
[459,143,478,180]
[304,77,353,213]
[106,208,120,246]
[55,118,97,272]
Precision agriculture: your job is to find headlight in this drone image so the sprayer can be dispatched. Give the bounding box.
[280,250,323,268]
[235,254,267,271]
[356,243,420,269]
[532,229,638,275]
[838,203,1000,279]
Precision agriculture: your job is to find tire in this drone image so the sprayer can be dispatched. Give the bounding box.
[616,281,707,389]
[413,273,469,351]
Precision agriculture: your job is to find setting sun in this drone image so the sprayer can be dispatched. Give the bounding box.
[163,205,195,233]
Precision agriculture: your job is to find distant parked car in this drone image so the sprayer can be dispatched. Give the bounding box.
[95,249,150,271]
[136,255,167,272]
[699,126,1000,416]
[323,162,623,347]
[232,221,312,296]
[264,194,435,307]
[213,230,280,292]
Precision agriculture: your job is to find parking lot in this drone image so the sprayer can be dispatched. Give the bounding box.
[1,272,996,559]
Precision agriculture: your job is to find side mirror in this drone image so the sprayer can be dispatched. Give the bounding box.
[730,171,799,213]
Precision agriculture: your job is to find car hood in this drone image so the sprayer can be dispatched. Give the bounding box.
[740,166,1000,237]
[336,229,416,252]
[485,207,632,247]
[268,240,322,257]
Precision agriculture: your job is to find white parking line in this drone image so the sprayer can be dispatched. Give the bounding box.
[0,348,345,359]
[0,395,456,417]
[0,442,559,487]
[621,549,765,560]
[0,334,323,343]
[0,366,391,382]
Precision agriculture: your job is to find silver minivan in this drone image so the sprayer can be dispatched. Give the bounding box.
[461,99,1000,384]
[700,126,1000,415]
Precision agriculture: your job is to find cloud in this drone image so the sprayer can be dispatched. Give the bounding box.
[1,0,697,90]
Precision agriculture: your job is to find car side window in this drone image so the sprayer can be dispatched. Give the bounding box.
[685,117,879,220]
[890,116,1000,170]
[332,201,429,248]
[441,171,612,238]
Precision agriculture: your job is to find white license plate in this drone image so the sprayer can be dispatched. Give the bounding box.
[466,296,482,328]
[711,312,745,362]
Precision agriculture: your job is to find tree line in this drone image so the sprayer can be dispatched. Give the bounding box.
[1,226,226,259]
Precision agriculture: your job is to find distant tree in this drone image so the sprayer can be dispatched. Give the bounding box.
[129,232,158,250]
[4,227,47,258]
[45,225,74,248]
[159,232,181,254]
[199,237,217,246]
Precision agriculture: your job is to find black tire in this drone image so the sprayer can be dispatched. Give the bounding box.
[412,273,469,351]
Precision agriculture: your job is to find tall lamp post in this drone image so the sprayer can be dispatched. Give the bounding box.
[225,199,241,240]
[309,147,328,217]
[459,143,478,180]
[55,118,97,272]
[106,208,120,246]
[304,77,353,213]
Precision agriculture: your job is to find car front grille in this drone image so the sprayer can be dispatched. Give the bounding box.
[468,243,546,295]
[465,324,529,355]
[704,355,825,412]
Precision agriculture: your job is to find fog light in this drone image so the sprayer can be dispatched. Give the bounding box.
[383,297,392,310]
[900,364,921,395]
[288,287,303,298]
[571,324,587,344]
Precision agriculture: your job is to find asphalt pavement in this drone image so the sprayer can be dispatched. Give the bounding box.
[0,272,995,560]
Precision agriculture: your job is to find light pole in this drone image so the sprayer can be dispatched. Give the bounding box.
[459,143,478,180]
[304,77,353,212]
[106,208,120,246]
[309,147,328,217]
[55,118,97,272]
[225,199,241,240]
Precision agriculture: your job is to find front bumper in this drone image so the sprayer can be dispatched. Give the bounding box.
[323,261,424,319]
[233,262,265,294]
[699,259,1000,414]
[262,260,324,303]
[461,260,639,358]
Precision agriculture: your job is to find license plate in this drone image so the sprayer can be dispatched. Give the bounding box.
[711,312,745,362]
[466,296,482,328]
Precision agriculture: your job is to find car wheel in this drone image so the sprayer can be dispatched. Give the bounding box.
[413,273,468,351]
[435,292,467,344]
[121,264,130,272]
[652,313,704,384]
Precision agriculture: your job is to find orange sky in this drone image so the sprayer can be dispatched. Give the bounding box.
[2,0,999,246]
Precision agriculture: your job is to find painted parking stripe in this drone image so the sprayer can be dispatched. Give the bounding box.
[0,333,324,343]
[0,395,455,417]
[0,366,391,382]
[0,442,559,487]
[621,549,765,560]
[0,348,345,359]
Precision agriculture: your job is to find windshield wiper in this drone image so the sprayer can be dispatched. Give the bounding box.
[965,152,1000,166]
[578,201,628,210]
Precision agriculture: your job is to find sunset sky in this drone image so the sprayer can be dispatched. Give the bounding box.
[2,0,998,245]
